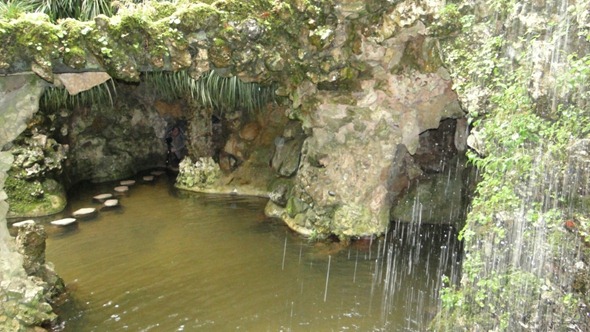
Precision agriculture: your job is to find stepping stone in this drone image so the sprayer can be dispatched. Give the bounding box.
[143,175,154,182]
[72,207,97,218]
[120,180,136,186]
[93,193,113,201]
[104,199,119,207]
[150,170,165,176]
[12,219,35,227]
[51,218,77,226]
[114,186,129,193]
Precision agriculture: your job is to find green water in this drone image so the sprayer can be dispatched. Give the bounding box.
[36,172,461,331]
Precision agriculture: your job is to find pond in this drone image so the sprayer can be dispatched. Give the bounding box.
[37,171,462,331]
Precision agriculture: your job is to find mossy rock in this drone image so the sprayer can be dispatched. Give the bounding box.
[5,177,67,218]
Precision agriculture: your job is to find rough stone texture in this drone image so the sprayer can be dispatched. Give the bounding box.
[0,75,60,332]
[176,156,222,190]
[186,103,213,160]
[272,89,405,237]
[0,152,20,275]
[65,84,169,183]
[270,121,306,178]
[179,104,291,197]
[5,133,68,217]
[0,75,45,146]
[269,14,465,237]
[15,224,46,276]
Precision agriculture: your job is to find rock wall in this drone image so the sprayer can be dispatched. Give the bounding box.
[0,74,63,331]
[264,2,466,238]
[64,83,169,184]
[172,0,471,239]
[431,0,590,330]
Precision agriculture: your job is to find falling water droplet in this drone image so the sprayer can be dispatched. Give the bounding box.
[282,234,287,270]
[324,255,331,302]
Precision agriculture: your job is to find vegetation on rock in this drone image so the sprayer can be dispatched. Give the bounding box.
[433,0,590,330]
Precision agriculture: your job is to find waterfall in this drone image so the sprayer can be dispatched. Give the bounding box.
[434,0,590,329]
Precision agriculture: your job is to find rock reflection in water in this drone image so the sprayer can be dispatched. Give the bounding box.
[45,174,462,331]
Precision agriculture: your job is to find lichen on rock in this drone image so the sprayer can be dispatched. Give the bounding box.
[176,156,222,190]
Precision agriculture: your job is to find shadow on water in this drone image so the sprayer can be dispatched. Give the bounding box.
[39,172,462,331]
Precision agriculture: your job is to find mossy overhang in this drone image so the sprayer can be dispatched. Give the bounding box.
[0,0,359,88]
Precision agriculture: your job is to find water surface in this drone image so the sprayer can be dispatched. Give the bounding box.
[40,172,462,331]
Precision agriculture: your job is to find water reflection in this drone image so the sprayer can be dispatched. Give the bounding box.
[40,172,462,331]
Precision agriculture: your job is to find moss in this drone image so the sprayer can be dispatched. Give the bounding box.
[0,13,62,73]
[391,36,442,74]
[13,14,61,55]
[150,2,179,20]
[174,3,222,32]
[62,46,87,68]
[309,26,334,50]
[0,20,16,68]
[5,175,66,217]
[209,39,232,67]
[429,3,463,38]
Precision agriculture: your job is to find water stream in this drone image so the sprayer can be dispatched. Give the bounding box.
[20,172,462,331]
